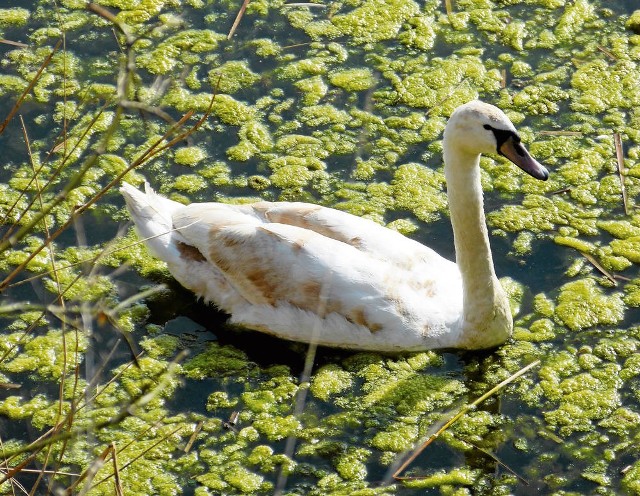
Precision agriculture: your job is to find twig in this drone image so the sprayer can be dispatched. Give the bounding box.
[444,0,453,15]
[68,445,112,495]
[91,425,184,490]
[471,443,529,485]
[184,422,204,453]
[392,360,540,480]
[0,350,188,469]
[0,39,61,135]
[86,3,135,46]
[0,38,28,48]
[597,45,616,61]
[548,187,571,196]
[613,132,629,214]
[228,0,251,39]
[111,442,124,496]
[581,252,617,286]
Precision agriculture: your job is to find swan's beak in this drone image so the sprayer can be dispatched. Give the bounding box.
[499,135,549,181]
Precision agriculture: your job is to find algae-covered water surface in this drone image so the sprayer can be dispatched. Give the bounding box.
[1,0,640,494]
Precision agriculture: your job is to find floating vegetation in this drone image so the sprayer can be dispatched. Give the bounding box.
[0,0,640,494]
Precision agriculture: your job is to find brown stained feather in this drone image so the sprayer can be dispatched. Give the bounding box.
[177,241,206,262]
[258,225,311,254]
[418,279,437,298]
[204,223,384,332]
[349,236,363,248]
[300,280,322,300]
[254,203,365,249]
[245,267,278,305]
[346,307,383,333]
[207,226,299,306]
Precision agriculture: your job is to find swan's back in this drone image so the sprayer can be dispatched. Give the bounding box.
[121,183,464,350]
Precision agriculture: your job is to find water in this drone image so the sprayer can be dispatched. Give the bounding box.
[1,0,639,494]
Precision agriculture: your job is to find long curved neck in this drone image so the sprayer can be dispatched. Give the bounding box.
[444,147,496,289]
[443,143,511,347]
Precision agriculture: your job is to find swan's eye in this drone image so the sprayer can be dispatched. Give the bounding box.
[483,124,491,130]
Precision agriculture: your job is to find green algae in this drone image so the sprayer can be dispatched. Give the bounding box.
[3,0,640,494]
[0,7,30,28]
[183,342,253,379]
[213,60,261,94]
[555,279,625,331]
[1,329,86,379]
[294,75,328,106]
[335,447,370,481]
[391,163,446,222]
[402,467,479,489]
[174,146,208,166]
[173,173,208,193]
[329,68,376,92]
[331,0,421,45]
[554,0,596,43]
[311,363,353,401]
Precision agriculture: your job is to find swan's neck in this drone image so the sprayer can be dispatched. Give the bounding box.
[444,145,512,348]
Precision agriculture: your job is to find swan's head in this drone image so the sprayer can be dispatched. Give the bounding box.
[444,101,549,181]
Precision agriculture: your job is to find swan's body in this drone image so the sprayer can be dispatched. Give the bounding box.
[121,101,548,351]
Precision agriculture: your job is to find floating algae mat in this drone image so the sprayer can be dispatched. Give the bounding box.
[1,0,640,494]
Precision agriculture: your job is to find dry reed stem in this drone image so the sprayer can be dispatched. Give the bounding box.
[91,425,184,490]
[87,3,135,45]
[597,45,616,60]
[67,445,113,495]
[0,39,28,48]
[18,116,76,491]
[548,187,572,195]
[0,7,209,493]
[613,132,630,214]
[581,252,617,286]
[0,103,108,259]
[0,39,61,135]
[184,422,204,453]
[1,0,189,279]
[0,90,102,231]
[0,350,187,472]
[470,443,529,485]
[444,0,453,15]
[111,442,124,496]
[392,360,540,480]
[228,0,251,39]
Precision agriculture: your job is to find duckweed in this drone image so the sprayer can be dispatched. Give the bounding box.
[0,7,30,27]
[2,0,640,494]
[174,146,208,166]
[329,68,376,92]
[555,279,625,331]
[173,173,208,193]
[213,60,261,94]
[331,0,420,45]
[310,364,353,401]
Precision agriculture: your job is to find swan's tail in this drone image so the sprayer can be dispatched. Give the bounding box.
[120,182,185,261]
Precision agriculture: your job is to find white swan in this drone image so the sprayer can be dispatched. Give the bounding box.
[121,101,548,351]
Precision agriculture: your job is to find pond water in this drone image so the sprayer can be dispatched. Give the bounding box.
[1,0,640,495]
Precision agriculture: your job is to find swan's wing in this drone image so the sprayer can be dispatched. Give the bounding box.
[171,203,446,328]
[250,202,447,269]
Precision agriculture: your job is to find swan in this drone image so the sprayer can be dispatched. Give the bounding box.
[120,101,548,351]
